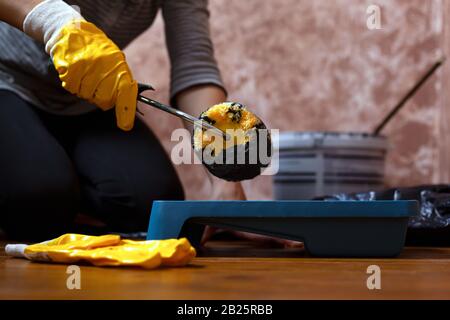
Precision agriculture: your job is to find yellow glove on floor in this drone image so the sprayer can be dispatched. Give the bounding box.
[5,234,196,269]
[23,0,137,131]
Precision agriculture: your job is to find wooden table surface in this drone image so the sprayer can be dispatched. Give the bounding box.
[1,240,450,300]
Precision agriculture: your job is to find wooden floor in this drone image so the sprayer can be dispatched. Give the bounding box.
[1,240,450,300]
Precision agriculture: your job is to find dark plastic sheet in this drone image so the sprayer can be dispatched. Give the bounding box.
[318,185,450,246]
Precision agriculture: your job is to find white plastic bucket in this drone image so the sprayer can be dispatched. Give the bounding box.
[273,132,388,200]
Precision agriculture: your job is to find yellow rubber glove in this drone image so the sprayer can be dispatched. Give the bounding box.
[51,20,138,131]
[5,234,196,269]
[23,1,137,130]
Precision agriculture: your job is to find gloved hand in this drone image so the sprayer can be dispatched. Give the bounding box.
[23,0,137,131]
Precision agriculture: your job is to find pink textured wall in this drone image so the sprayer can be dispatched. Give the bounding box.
[125,0,449,200]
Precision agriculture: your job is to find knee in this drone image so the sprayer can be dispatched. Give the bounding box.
[83,164,184,232]
[154,164,185,201]
[1,164,79,241]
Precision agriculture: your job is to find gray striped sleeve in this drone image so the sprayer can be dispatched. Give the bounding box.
[161,0,226,101]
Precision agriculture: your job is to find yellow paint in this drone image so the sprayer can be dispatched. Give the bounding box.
[52,20,137,131]
[203,103,259,132]
[23,234,196,269]
[194,102,260,150]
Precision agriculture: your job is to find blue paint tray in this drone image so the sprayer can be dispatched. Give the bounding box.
[147,201,419,257]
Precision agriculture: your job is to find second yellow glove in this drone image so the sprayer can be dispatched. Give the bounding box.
[5,234,197,269]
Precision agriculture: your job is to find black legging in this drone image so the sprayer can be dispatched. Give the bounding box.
[0,90,184,241]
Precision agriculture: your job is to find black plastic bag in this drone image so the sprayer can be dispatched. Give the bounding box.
[318,185,450,246]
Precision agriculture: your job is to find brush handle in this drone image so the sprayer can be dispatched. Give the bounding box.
[136,83,228,139]
[373,58,445,135]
